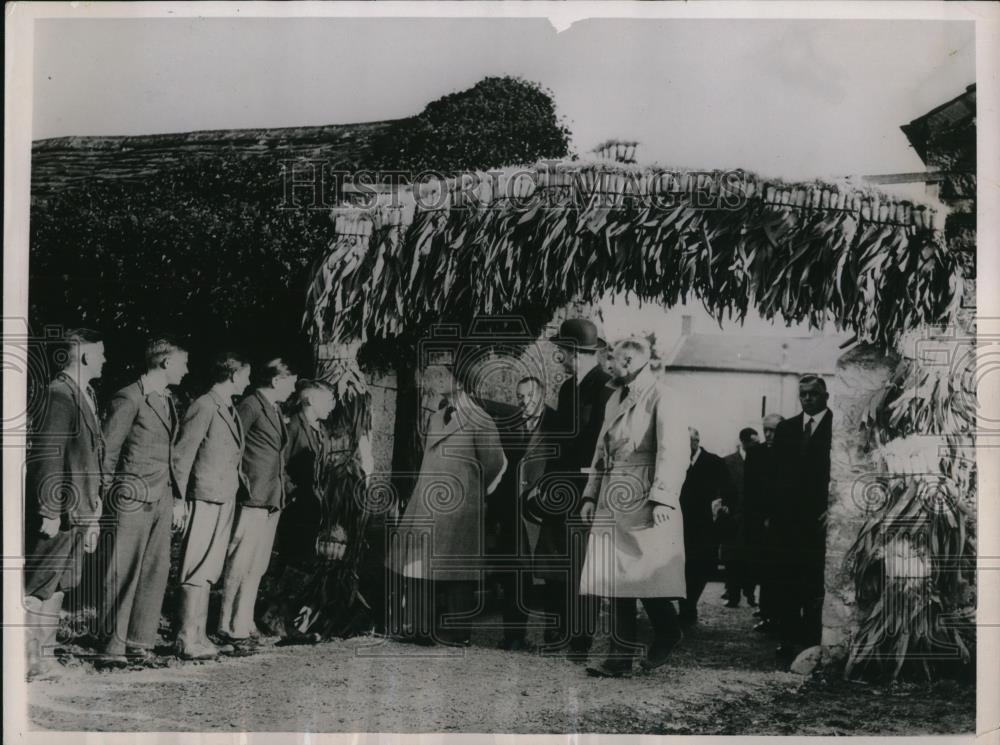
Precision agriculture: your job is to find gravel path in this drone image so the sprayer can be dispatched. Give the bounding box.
[26,582,975,734]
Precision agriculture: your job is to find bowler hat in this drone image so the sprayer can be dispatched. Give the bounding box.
[549,318,607,351]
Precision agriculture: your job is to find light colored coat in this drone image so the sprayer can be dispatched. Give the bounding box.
[579,367,688,599]
[388,394,506,581]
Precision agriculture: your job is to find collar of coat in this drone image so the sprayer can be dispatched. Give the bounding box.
[426,391,484,448]
[604,364,657,429]
[253,388,286,436]
[208,388,244,445]
[56,371,101,438]
[135,377,174,431]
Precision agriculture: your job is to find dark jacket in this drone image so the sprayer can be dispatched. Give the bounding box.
[278,412,331,565]
[101,379,178,504]
[679,447,729,563]
[769,411,833,551]
[490,405,559,534]
[172,389,247,504]
[236,389,289,511]
[28,372,105,529]
[534,364,613,579]
[743,442,779,547]
[718,450,747,557]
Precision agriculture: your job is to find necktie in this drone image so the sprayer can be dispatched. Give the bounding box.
[801,417,814,454]
[438,398,456,425]
[619,385,630,403]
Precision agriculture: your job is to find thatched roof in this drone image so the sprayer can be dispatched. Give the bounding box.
[30,120,395,200]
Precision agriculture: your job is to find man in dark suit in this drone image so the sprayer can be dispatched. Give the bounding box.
[491,376,558,651]
[744,414,783,634]
[217,358,298,646]
[768,375,833,664]
[172,351,251,659]
[678,427,730,626]
[533,318,611,658]
[719,427,760,609]
[97,337,189,665]
[24,329,107,679]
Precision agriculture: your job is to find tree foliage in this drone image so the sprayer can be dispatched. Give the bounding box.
[369,76,572,174]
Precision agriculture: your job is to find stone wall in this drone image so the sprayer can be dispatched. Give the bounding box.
[821,345,895,663]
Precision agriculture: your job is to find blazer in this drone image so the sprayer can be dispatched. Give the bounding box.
[770,410,833,550]
[101,379,178,504]
[173,389,247,504]
[28,372,105,528]
[237,389,289,511]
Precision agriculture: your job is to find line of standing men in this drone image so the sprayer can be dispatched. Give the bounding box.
[23,330,336,677]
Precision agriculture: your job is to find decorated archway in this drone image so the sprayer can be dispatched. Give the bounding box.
[303,160,973,679]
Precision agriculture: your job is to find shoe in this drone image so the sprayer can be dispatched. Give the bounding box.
[94,652,130,669]
[746,594,758,608]
[724,598,741,609]
[437,632,471,648]
[640,630,683,672]
[753,619,777,634]
[586,658,633,678]
[125,646,159,665]
[776,643,797,666]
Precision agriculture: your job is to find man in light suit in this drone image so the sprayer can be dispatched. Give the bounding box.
[24,329,106,679]
[769,375,833,664]
[98,337,189,665]
[217,358,298,646]
[172,351,251,659]
[579,337,688,678]
[492,376,558,650]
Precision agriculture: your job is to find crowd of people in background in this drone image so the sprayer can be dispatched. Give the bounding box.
[23,318,832,681]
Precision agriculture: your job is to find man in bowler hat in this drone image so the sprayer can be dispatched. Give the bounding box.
[530,318,612,658]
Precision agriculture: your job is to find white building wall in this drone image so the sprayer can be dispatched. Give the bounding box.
[658,368,802,455]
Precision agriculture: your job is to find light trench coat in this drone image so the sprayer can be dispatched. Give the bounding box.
[579,367,688,599]
[388,394,507,581]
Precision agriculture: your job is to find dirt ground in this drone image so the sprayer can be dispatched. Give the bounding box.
[26,582,975,734]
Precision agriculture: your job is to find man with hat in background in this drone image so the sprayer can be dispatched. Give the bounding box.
[530,318,612,659]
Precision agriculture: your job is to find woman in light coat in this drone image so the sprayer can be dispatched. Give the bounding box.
[387,354,506,646]
[580,337,688,677]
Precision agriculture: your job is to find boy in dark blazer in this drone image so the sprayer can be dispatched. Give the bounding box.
[172,351,251,659]
[217,358,298,645]
[98,337,189,665]
[24,329,106,679]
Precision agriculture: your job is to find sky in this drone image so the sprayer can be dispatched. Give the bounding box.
[33,17,975,181]
[30,15,976,347]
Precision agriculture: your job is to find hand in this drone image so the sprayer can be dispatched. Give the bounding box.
[82,525,100,554]
[580,500,595,523]
[711,498,724,518]
[39,516,61,539]
[652,505,672,525]
[171,499,189,532]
